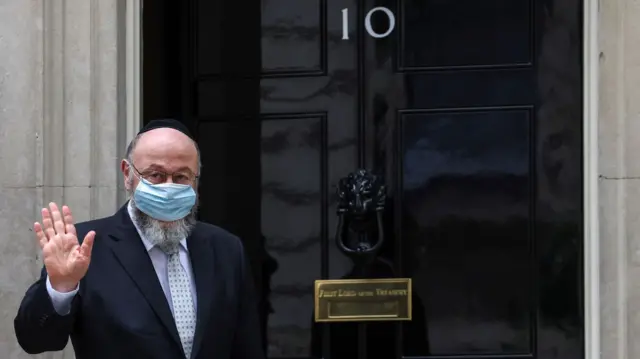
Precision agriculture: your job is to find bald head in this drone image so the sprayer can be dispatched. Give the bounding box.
[121,127,200,192]
[133,127,198,166]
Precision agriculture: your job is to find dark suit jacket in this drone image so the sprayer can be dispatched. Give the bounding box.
[14,204,264,359]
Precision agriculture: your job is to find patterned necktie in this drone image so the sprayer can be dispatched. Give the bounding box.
[160,242,196,359]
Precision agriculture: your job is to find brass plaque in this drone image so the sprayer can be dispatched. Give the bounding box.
[314,278,412,322]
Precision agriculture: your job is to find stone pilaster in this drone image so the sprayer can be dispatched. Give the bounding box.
[0,0,130,358]
[599,0,640,358]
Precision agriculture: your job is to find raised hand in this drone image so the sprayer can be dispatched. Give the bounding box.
[35,202,96,293]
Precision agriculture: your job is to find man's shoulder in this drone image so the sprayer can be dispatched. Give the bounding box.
[74,215,115,238]
[195,221,240,241]
[194,221,245,252]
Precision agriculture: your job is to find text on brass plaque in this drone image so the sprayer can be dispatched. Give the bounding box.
[314,278,412,322]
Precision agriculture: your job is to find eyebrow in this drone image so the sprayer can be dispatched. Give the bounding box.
[146,164,195,174]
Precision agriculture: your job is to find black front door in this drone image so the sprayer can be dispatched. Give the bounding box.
[143,0,584,358]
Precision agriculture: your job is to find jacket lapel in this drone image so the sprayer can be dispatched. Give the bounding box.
[105,204,182,349]
[187,225,217,359]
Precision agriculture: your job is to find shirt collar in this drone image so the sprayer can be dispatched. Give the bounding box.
[127,201,188,252]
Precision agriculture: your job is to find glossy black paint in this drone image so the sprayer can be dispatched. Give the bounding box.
[143,0,584,358]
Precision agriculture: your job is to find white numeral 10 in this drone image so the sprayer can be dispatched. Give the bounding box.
[341,7,396,40]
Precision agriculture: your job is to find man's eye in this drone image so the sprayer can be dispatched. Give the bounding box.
[150,173,163,178]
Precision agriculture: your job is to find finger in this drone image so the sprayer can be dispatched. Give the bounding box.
[34,222,47,249]
[80,231,96,258]
[62,205,77,237]
[41,208,56,240]
[49,202,66,235]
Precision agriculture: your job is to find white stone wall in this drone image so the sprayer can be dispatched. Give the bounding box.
[0,1,128,358]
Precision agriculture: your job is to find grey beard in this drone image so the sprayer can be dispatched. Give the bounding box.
[128,188,198,248]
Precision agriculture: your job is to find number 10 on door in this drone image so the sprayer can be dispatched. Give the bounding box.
[341,7,396,40]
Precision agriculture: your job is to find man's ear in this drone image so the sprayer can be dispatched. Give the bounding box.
[121,159,131,189]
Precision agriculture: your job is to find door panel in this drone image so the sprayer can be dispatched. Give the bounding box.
[362,0,583,357]
[258,0,361,355]
[400,0,532,68]
[143,0,584,358]
[195,0,361,356]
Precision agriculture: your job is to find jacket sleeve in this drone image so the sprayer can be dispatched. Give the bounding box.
[232,242,265,359]
[14,266,80,354]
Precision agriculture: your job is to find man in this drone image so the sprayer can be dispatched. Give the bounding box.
[14,119,264,359]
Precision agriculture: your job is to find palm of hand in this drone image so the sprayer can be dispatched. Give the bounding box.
[42,232,89,282]
[35,203,96,291]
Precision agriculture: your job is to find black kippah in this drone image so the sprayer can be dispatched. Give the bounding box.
[138,118,193,140]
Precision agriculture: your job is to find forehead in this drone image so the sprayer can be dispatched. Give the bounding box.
[132,128,198,171]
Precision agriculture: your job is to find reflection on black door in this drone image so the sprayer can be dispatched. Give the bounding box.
[143,0,584,358]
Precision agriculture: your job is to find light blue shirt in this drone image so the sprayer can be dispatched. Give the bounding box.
[46,203,197,316]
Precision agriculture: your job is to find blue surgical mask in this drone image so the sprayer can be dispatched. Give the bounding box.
[133,178,196,222]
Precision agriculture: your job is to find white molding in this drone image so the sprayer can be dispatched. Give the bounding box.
[583,0,600,357]
[125,0,142,144]
[120,0,142,206]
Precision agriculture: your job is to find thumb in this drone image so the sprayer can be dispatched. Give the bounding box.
[80,231,96,257]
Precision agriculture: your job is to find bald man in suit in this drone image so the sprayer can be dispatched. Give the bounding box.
[14,120,264,359]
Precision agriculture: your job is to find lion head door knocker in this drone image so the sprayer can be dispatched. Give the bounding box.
[336,169,387,276]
